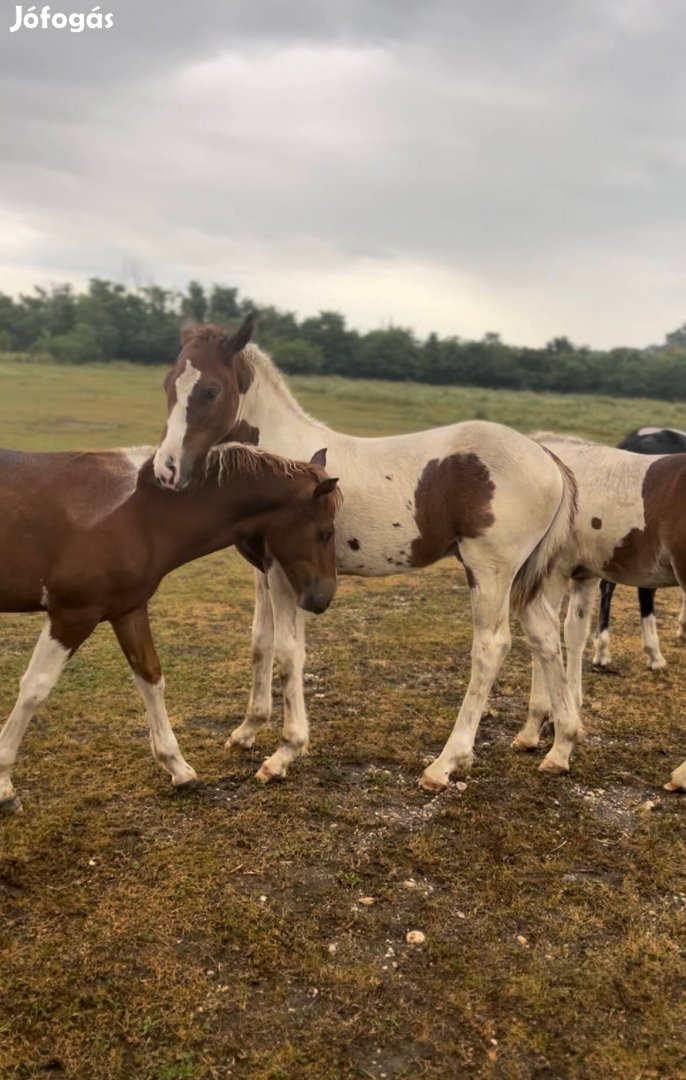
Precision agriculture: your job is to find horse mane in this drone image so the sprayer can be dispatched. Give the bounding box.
[533,431,601,447]
[184,324,231,347]
[205,442,321,486]
[241,343,327,429]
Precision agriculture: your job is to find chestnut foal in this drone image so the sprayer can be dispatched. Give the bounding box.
[0,443,339,813]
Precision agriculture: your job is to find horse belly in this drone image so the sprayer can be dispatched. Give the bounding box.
[599,526,676,589]
[0,527,50,611]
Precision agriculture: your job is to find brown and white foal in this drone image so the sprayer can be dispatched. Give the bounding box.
[515,434,686,790]
[156,326,581,788]
[0,443,339,813]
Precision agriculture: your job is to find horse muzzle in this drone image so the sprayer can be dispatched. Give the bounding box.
[153,450,190,491]
[297,583,335,615]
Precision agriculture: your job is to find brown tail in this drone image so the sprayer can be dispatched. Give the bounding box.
[510,448,578,613]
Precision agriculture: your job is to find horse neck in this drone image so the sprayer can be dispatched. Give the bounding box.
[241,352,334,459]
[140,464,292,573]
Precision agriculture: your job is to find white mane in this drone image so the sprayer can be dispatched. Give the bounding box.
[242,344,328,430]
[533,431,602,447]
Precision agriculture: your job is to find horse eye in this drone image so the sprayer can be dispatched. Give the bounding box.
[319,530,334,543]
[203,386,220,401]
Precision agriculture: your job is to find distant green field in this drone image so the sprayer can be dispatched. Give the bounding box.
[1,353,685,450]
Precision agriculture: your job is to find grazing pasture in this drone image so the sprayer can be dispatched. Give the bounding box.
[1,357,685,1079]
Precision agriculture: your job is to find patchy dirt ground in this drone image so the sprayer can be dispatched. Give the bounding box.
[1,554,685,1079]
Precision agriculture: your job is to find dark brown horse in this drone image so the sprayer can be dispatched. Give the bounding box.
[0,442,339,813]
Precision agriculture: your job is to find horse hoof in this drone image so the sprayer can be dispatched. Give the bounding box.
[0,794,23,814]
[417,772,447,794]
[226,734,255,751]
[664,779,685,793]
[255,764,282,784]
[538,758,568,776]
[512,734,539,752]
[175,777,201,793]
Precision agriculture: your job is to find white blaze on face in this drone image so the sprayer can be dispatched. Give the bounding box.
[153,359,201,484]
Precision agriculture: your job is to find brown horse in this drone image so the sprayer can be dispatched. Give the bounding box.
[0,442,339,813]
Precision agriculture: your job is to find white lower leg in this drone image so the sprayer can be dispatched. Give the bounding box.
[258,570,308,781]
[677,594,686,643]
[513,656,550,750]
[564,579,597,707]
[228,570,274,749]
[592,628,612,667]
[0,622,70,809]
[421,587,512,790]
[521,597,581,775]
[135,675,197,786]
[642,614,666,670]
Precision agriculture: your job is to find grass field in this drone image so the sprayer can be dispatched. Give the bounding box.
[1,359,686,1079]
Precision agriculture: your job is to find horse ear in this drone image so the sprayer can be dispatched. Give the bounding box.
[224,314,255,392]
[228,313,255,355]
[310,448,327,467]
[314,477,338,498]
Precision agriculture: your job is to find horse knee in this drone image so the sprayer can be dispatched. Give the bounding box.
[19,671,53,710]
[473,628,510,670]
[526,629,560,664]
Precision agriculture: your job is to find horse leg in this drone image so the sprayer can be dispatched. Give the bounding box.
[639,588,666,670]
[111,605,197,787]
[519,591,582,775]
[226,569,274,750]
[677,592,686,644]
[419,567,512,792]
[564,577,598,708]
[255,563,308,783]
[511,655,550,751]
[592,580,615,667]
[0,614,95,813]
[512,578,565,751]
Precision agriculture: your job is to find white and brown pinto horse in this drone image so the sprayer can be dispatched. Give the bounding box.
[155,326,579,789]
[514,434,686,790]
[0,442,339,813]
[594,426,686,671]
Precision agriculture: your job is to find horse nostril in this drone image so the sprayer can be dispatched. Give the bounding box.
[165,456,176,478]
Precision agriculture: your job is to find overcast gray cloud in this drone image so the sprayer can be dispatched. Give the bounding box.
[1,0,685,346]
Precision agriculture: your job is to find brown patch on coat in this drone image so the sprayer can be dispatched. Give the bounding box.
[591,517,602,530]
[409,453,496,568]
[601,456,686,587]
[348,538,361,551]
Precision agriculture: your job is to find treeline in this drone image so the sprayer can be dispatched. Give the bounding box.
[2,279,686,399]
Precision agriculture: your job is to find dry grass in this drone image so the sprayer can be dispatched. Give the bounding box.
[1,361,685,1079]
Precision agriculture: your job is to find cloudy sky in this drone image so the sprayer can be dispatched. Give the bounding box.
[1,0,685,347]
